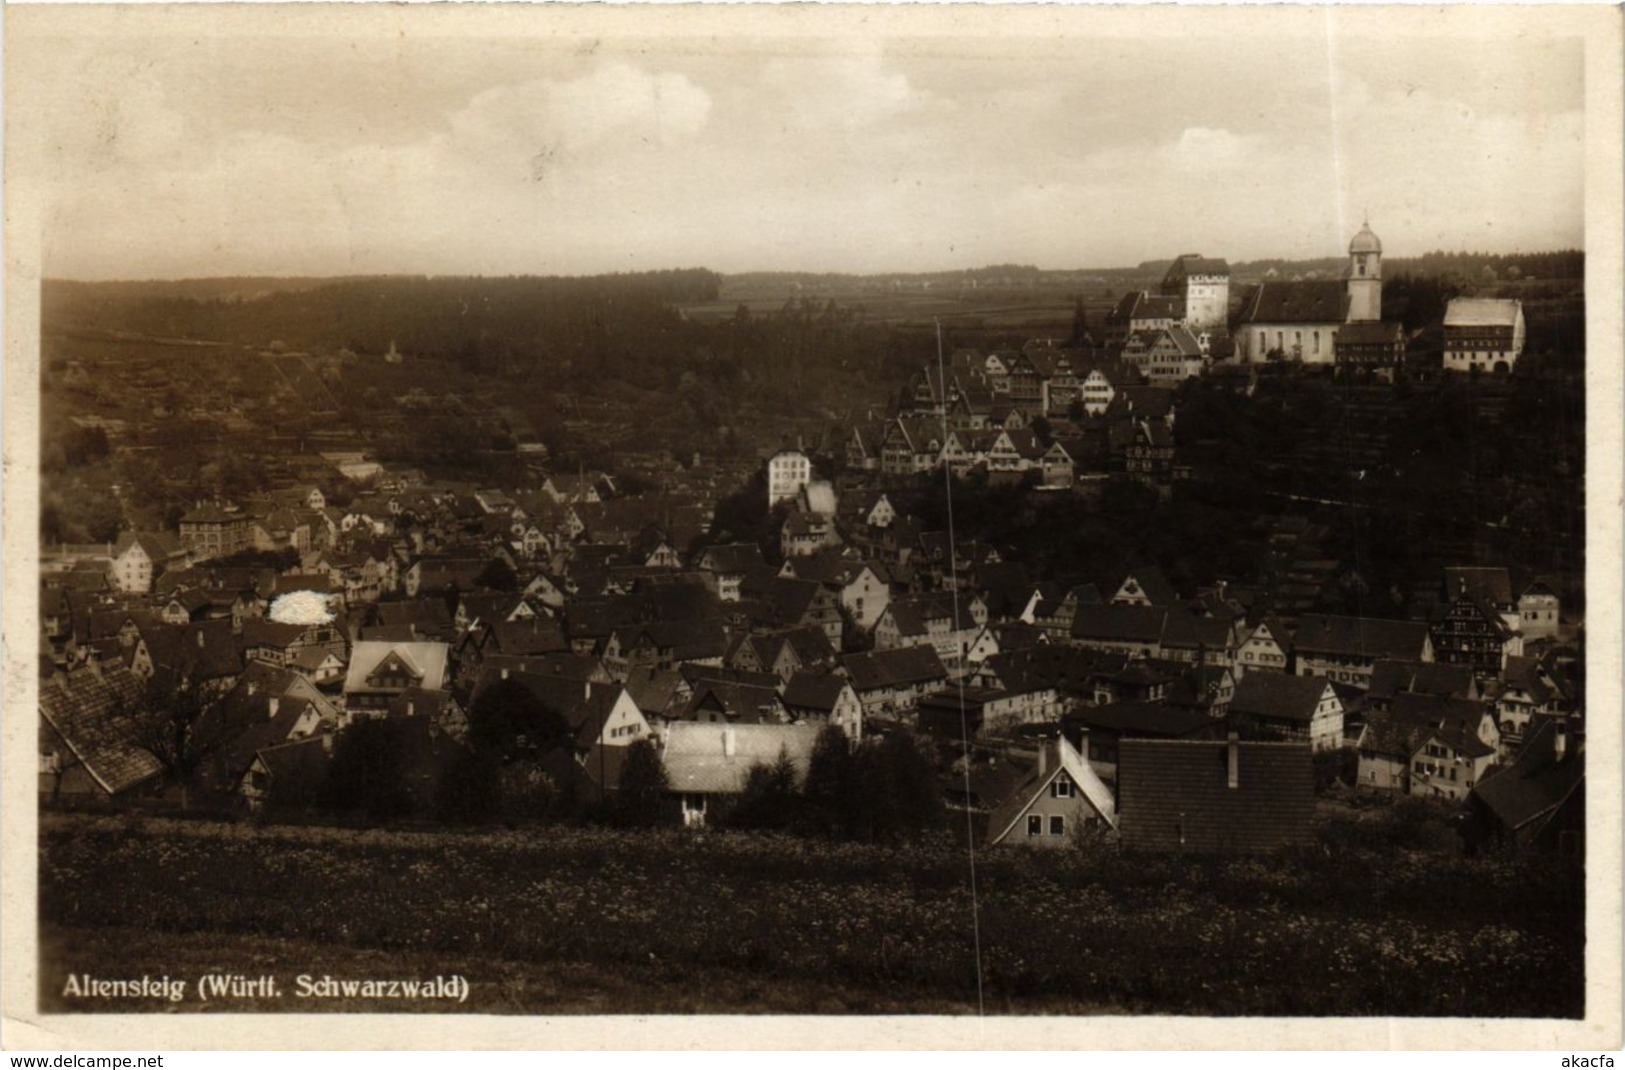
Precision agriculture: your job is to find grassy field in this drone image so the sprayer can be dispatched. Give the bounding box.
[38,808,1583,1016]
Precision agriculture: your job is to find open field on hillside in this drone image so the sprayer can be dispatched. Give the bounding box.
[38,808,1583,1016]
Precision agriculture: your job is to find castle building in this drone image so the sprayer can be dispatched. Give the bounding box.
[1160,255,1231,332]
[1235,222,1387,365]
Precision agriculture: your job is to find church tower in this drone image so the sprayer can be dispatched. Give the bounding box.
[1346,221,1382,322]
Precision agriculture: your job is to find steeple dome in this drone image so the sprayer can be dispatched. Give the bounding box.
[1349,221,1382,256]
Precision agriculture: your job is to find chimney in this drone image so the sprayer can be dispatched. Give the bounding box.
[406,700,415,718]
[584,680,592,701]
[321,733,335,754]
[196,630,206,649]
[1037,743,1049,776]
[1226,731,1240,789]
[267,696,280,718]
[1554,719,1568,761]
[723,727,737,757]
[501,668,509,680]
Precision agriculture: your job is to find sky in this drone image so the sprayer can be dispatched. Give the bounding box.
[10,7,1589,280]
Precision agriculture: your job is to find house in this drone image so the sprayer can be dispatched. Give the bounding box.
[1334,321,1407,381]
[984,734,1117,847]
[1228,673,1345,752]
[1466,718,1583,855]
[1067,605,1166,658]
[766,448,813,508]
[1516,579,1561,642]
[1443,297,1526,374]
[474,669,651,751]
[1110,567,1177,608]
[1356,693,1500,797]
[1125,420,1175,482]
[1158,608,1241,667]
[780,509,841,558]
[682,678,785,726]
[1236,618,1291,674]
[39,663,163,799]
[916,685,1060,739]
[660,722,822,827]
[1488,655,1560,751]
[108,531,186,595]
[872,592,987,677]
[840,646,949,717]
[1063,702,1222,774]
[1430,586,1520,676]
[694,543,766,603]
[237,735,333,814]
[779,672,864,740]
[1127,326,1205,385]
[1293,614,1434,688]
[1115,736,1315,852]
[178,501,254,560]
[342,641,450,714]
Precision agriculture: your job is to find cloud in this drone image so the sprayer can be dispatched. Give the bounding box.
[447,61,712,173]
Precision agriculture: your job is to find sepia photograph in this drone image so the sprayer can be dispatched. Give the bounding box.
[3,1,1621,1050]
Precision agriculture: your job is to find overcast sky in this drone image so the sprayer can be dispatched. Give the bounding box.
[13,8,1587,280]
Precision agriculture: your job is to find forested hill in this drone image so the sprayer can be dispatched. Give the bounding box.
[42,270,723,361]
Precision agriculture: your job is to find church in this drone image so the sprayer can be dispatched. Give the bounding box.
[1235,222,1384,365]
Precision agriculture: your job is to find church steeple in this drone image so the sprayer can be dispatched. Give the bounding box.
[1346,221,1382,322]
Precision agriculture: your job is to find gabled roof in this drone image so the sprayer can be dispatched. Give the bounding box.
[1065,701,1216,739]
[1229,672,1334,724]
[1443,297,1522,328]
[344,641,449,694]
[661,722,822,795]
[1335,321,1405,346]
[1070,604,1167,644]
[39,664,162,795]
[245,735,332,808]
[1367,659,1477,704]
[986,737,1118,845]
[781,670,854,713]
[113,531,183,561]
[1238,280,1350,325]
[1161,255,1231,287]
[1473,719,1583,834]
[1116,739,1316,852]
[1294,614,1431,661]
[840,646,948,691]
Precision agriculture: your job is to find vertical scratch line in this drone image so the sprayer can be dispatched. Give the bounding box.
[936,318,985,1020]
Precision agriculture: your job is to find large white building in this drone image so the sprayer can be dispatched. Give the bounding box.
[1442,298,1526,374]
[767,449,812,509]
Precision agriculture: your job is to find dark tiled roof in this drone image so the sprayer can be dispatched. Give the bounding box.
[1161,255,1231,286]
[1116,739,1315,852]
[39,665,161,795]
[1239,281,1350,325]
[781,670,852,713]
[1229,673,1332,724]
[1474,719,1583,833]
[1335,321,1405,346]
[1066,701,1216,738]
[1294,614,1431,661]
[840,646,947,691]
[1070,604,1167,643]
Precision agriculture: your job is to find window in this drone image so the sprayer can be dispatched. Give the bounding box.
[1050,816,1065,837]
[1052,778,1073,798]
[1027,815,1042,837]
